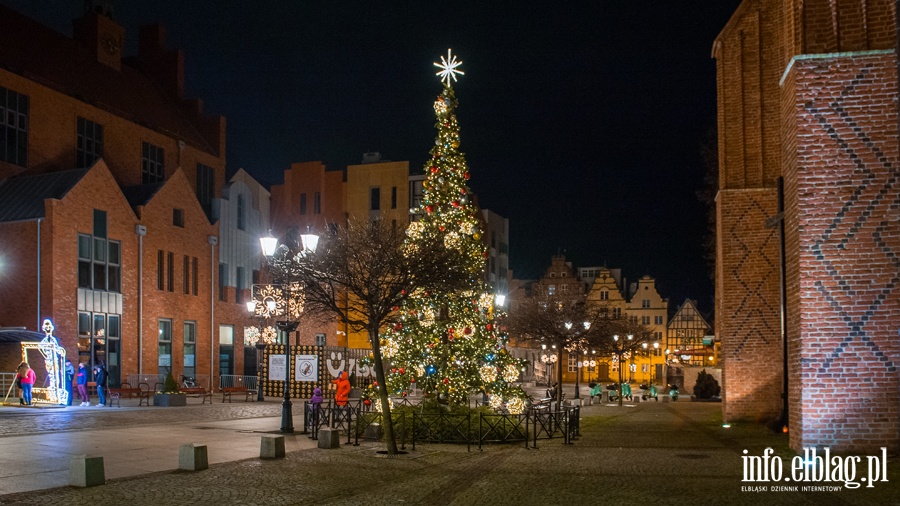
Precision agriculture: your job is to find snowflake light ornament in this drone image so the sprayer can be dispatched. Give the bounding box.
[434,48,464,86]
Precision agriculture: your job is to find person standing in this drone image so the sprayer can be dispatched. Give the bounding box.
[94,361,108,407]
[65,359,75,406]
[76,362,90,406]
[333,371,351,407]
[15,362,35,406]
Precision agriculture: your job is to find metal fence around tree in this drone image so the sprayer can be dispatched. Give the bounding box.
[301,397,578,450]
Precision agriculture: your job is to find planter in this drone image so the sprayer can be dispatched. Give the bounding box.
[154,393,187,407]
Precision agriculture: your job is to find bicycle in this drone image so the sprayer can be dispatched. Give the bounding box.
[181,375,197,388]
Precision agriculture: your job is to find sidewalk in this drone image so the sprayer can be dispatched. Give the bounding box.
[0,399,896,505]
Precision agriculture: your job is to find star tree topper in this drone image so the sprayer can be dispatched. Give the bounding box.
[434,48,464,86]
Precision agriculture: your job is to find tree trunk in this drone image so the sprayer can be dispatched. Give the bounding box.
[368,326,399,454]
[556,350,564,408]
[617,353,624,407]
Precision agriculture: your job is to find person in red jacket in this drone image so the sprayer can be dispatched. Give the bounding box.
[15,362,36,406]
[333,371,351,407]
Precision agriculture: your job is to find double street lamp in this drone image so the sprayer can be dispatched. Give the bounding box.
[565,321,590,399]
[249,230,319,434]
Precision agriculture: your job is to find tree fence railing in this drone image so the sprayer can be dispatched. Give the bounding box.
[299,396,577,450]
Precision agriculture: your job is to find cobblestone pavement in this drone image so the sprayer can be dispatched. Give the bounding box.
[0,399,897,506]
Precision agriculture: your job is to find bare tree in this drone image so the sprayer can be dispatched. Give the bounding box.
[293,219,469,455]
[588,317,656,407]
[507,292,609,406]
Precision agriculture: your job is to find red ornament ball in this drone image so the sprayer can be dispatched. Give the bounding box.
[394,323,403,331]
[399,368,406,374]
[486,324,493,331]
[364,399,372,406]
[464,327,472,335]
[442,378,449,385]
[451,201,460,207]
[431,166,438,173]
[373,381,379,387]
[464,172,470,180]
[402,391,408,397]
[426,205,434,213]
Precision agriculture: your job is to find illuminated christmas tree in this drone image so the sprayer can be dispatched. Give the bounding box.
[375,50,527,413]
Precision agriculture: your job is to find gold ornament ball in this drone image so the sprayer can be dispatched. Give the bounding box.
[473,232,481,240]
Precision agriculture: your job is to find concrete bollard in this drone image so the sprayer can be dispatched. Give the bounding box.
[363,423,383,440]
[179,443,209,471]
[317,428,341,449]
[260,435,285,459]
[69,455,105,487]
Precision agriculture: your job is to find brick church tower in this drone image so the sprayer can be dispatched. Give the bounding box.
[714,1,898,453]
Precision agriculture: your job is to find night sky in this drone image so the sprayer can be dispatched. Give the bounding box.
[4,1,743,317]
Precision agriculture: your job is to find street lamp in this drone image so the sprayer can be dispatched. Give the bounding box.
[257,230,318,434]
[245,301,277,401]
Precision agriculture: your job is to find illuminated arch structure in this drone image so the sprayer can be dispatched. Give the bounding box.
[20,319,68,405]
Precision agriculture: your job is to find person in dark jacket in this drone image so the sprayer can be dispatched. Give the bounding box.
[65,359,75,406]
[94,362,109,407]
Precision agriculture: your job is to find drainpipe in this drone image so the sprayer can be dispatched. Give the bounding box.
[209,235,218,388]
[36,218,41,329]
[136,225,147,375]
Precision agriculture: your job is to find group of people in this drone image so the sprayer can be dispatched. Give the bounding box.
[13,359,108,407]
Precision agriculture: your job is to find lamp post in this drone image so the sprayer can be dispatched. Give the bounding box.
[257,230,319,434]
[566,321,590,399]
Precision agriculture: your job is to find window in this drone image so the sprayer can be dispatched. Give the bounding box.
[613,307,622,318]
[192,257,198,296]
[235,267,244,304]
[218,263,227,301]
[314,192,321,214]
[315,334,326,347]
[391,187,397,209]
[76,117,103,168]
[219,325,234,376]
[654,315,663,325]
[173,208,184,227]
[642,316,651,325]
[183,255,190,294]
[77,228,120,292]
[236,194,245,230]
[157,250,165,290]
[600,290,609,300]
[299,193,307,214]
[167,252,174,292]
[560,284,568,292]
[158,319,173,378]
[547,285,556,296]
[141,142,164,184]
[642,299,650,308]
[568,355,577,372]
[184,321,196,379]
[370,187,380,211]
[196,163,214,217]
[0,86,28,166]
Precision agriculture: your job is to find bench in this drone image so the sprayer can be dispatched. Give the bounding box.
[108,382,151,407]
[181,387,212,404]
[221,386,255,403]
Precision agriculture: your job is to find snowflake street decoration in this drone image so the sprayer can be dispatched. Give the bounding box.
[434,48,464,86]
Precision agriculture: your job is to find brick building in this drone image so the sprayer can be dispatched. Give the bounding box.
[0,5,250,390]
[714,1,898,452]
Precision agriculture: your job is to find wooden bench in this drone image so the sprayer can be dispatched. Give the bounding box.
[108,382,151,407]
[221,386,255,403]
[181,386,212,404]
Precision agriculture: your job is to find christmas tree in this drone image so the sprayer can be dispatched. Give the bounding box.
[375,50,527,413]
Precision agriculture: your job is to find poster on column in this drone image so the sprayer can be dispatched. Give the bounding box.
[295,355,317,382]
[269,354,286,381]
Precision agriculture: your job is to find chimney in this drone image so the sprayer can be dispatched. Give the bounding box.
[72,5,124,71]
[132,24,185,99]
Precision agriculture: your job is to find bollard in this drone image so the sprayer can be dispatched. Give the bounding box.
[69,455,105,487]
[179,443,209,471]
[363,423,383,440]
[317,428,341,449]
[260,435,285,459]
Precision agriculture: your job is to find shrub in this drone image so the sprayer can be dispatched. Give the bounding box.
[163,372,180,393]
[693,369,720,399]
